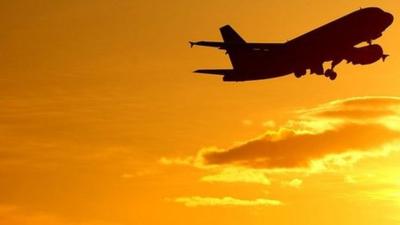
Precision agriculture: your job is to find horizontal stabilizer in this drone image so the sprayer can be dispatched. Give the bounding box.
[189,41,285,50]
[194,69,233,75]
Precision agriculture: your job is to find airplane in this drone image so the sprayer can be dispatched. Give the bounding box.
[189,7,394,81]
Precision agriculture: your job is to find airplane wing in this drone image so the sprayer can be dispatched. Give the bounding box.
[189,41,285,51]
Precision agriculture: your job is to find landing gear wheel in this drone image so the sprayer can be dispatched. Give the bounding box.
[324,69,333,77]
[294,70,306,78]
[329,72,337,80]
[324,69,337,80]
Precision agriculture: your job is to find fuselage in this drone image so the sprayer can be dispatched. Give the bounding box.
[239,7,393,80]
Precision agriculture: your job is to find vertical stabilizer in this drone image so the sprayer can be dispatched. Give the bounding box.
[220,25,247,69]
[220,25,246,44]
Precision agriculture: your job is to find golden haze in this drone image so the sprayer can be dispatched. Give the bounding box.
[0,1,399,225]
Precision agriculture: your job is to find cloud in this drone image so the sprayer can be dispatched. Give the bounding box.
[283,178,303,188]
[163,97,400,173]
[262,120,276,128]
[201,123,399,169]
[301,96,400,121]
[163,97,400,211]
[201,97,400,170]
[201,167,271,185]
[174,196,282,207]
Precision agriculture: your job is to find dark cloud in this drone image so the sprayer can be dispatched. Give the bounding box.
[189,97,400,169]
[201,123,400,168]
[162,97,400,171]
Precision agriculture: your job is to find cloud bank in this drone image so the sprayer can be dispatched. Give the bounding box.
[165,97,400,206]
[164,97,400,172]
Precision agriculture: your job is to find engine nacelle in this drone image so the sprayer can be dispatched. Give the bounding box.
[345,44,385,65]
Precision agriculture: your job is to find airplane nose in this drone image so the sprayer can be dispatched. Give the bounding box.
[385,12,394,26]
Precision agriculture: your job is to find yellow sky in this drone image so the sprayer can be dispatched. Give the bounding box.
[0,1,399,225]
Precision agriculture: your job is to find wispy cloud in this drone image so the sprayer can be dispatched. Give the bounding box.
[283,178,303,188]
[201,167,271,185]
[174,196,282,207]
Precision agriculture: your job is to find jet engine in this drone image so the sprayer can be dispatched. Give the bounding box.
[345,44,388,65]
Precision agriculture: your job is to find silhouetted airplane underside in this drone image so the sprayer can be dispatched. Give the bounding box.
[190,7,394,81]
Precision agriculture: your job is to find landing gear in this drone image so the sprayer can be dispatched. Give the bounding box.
[310,64,324,75]
[324,58,342,80]
[294,69,306,78]
[324,69,337,80]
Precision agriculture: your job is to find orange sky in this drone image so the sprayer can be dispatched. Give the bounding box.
[0,1,399,225]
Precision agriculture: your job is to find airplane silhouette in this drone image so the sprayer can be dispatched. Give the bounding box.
[190,7,394,81]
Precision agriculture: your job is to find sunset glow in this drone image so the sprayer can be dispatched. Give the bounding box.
[0,1,399,225]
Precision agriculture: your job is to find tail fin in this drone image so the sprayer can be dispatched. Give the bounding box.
[220,25,246,44]
[219,25,247,70]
